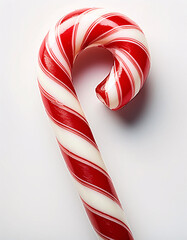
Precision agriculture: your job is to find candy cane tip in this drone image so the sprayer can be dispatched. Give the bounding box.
[95,73,120,110]
[95,80,109,108]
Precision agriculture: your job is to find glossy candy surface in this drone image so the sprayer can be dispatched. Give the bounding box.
[38,8,150,239]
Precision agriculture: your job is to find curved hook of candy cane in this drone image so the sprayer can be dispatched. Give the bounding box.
[38,8,150,240]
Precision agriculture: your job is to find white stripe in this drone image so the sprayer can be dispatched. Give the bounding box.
[70,171,118,202]
[104,67,119,109]
[74,8,111,55]
[48,25,71,76]
[122,49,144,84]
[37,66,84,116]
[51,121,107,171]
[58,16,77,35]
[75,181,130,227]
[61,146,110,178]
[114,49,141,96]
[93,27,148,50]
[82,13,119,46]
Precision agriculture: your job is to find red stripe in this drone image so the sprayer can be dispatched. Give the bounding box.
[60,8,94,23]
[72,173,120,205]
[41,92,96,143]
[58,142,109,177]
[39,84,98,148]
[55,21,72,71]
[46,30,71,78]
[96,68,122,109]
[82,14,136,49]
[38,80,58,103]
[58,25,75,67]
[95,74,110,107]
[113,59,133,109]
[39,37,76,94]
[119,57,135,98]
[39,81,85,122]
[62,151,120,204]
[115,79,122,109]
[105,14,138,27]
[51,116,98,150]
[59,8,96,65]
[105,40,150,82]
[120,48,143,86]
[82,201,134,240]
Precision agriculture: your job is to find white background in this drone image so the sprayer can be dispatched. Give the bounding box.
[0,0,187,239]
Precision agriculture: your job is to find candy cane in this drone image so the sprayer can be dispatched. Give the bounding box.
[37,8,150,240]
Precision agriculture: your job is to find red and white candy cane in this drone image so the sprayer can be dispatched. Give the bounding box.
[37,8,150,240]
